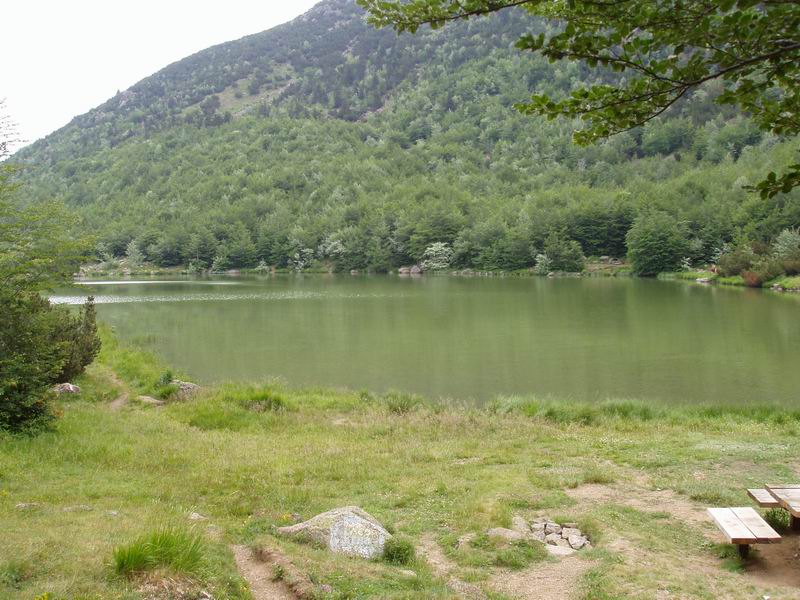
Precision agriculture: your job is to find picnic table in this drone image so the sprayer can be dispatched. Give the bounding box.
[765,484,800,530]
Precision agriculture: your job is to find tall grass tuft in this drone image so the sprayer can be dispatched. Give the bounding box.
[113,527,206,576]
[383,390,423,415]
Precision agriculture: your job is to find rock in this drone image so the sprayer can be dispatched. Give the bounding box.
[511,515,530,534]
[171,380,200,400]
[545,533,562,545]
[696,277,713,284]
[398,569,416,578]
[532,517,548,524]
[531,522,547,532]
[486,528,525,543]
[531,530,546,542]
[447,578,488,600]
[410,265,422,275]
[456,532,477,549]
[189,512,208,521]
[63,504,92,512]
[107,510,120,517]
[52,383,81,394]
[546,544,576,557]
[555,538,571,548]
[561,527,581,539]
[398,266,411,275]
[15,502,40,511]
[544,522,562,535]
[350,269,360,275]
[568,535,588,550]
[138,395,165,406]
[277,506,391,560]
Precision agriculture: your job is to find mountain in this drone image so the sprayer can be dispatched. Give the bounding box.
[12,0,799,272]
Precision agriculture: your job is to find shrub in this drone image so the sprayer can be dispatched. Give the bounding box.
[717,244,756,276]
[383,537,416,565]
[53,296,101,383]
[764,508,789,531]
[542,232,585,272]
[0,293,65,431]
[113,528,206,576]
[625,212,688,276]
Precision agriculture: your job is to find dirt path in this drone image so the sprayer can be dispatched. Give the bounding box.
[107,371,130,411]
[232,545,296,600]
[489,555,596,600]
[418,535,487,599]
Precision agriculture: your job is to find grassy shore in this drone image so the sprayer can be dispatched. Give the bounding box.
[2,332,800,599]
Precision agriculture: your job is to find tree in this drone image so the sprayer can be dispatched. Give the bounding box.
[421,242,454,271]
[541,231,585,272]
[626,212,688,276]
[358,0,800,196]
[0,105,99,431]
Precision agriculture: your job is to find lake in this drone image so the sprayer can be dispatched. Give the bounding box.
[52,275,800,406]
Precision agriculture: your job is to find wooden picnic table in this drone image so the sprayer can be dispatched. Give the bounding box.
[766,484,800,530]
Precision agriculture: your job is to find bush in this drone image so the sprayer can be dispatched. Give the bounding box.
[542,232,585,272]
[53,296,101,383]
[383,537,415,565]
[113,528,206,576]
[717,244,756,277]
[0,293,66,431]
[626,212,688,276]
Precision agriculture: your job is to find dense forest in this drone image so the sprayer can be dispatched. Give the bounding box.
[12,0,800,277]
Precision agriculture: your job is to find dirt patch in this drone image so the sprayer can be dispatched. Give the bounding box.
[489,555,596,600]
[566,483,708,524]
[232,545,296,600]
[725,532,800,591]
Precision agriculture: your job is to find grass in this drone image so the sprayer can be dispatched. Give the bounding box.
[113,527,206,576]
[1,333,799,598]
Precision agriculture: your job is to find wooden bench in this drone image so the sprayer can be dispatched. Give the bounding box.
[747,488,781,508]
[765,484,800,531]
[707,507,781,557]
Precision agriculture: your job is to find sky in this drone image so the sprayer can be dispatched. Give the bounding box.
[3,0,320,151]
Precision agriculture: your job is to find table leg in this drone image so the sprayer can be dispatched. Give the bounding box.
[737,544,750,559]
[791,515,800,532]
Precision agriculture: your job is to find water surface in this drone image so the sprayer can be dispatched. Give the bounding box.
[53,275,800,405]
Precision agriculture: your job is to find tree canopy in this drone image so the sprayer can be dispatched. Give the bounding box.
[357,0,800,196]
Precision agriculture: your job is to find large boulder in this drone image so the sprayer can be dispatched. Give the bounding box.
[277,506,391,560]
[171,380,200,400]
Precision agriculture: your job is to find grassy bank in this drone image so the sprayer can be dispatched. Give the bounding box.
[2,334,800,599]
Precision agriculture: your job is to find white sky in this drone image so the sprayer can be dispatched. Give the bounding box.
[3,0,320,150]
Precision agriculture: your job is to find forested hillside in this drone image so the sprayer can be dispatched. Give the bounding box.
[12,0,800,275]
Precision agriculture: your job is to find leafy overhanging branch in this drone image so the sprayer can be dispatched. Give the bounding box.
[357,0,800,196]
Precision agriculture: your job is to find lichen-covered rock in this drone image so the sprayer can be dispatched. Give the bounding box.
[544,522,562,535]
[561,527,581,539]
[171,380,200,400]
[277,506,391,559]
[568,534,588,550]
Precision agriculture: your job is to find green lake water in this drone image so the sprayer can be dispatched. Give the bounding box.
[53,275,800,406]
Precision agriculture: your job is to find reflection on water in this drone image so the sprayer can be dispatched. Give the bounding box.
[52,275,800,406]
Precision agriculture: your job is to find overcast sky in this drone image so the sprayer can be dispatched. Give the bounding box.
[3,0,320,150]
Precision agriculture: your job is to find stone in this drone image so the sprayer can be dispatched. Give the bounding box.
[410,265,422,275]
[486,528,525,543]
[544,522,562,535]
[568,535,588,550]
[546,544,576,557]
[696,277,713,284]
[398,569,416,578]
[555,538,571,548]
[531,530,546,542]
[138,395,165,406]
[532,517,548,525]
[511,515,530,534]
[15,503,40,511]
[189,512,208,521]
[52,383,81,394]
[545,533,562,545]
[531,522,546,532]
[171,380,200,400]
[561,527,581,539]
[456,532,477,549]
[107,510,120,517]
[398,266,411,275]
[277,506,391,560]
[63,504,92,512]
